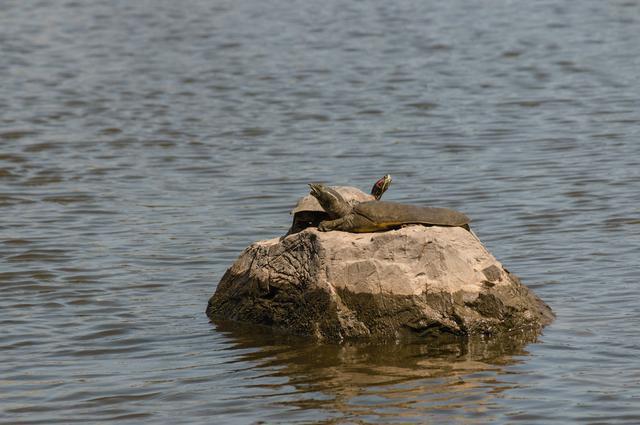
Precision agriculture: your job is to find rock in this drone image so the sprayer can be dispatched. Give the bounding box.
[206,226,554,341]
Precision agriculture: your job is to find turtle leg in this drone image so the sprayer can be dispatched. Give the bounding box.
[318,216,350,232]
[319,215,377,233]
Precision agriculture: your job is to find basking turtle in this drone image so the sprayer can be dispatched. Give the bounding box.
[308,183,470,233]
[287,175,392,235]
[371,174,392,200]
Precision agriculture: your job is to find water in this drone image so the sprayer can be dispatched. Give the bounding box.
[1,0,639,423]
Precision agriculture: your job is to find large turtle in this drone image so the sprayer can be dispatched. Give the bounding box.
[287,175,392,235]
[308,183,470,233]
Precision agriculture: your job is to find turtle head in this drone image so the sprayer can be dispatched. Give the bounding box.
[371,174,392,200]
[308,183,352,218]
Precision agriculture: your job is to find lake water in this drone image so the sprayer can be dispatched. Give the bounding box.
[1,0,639,423]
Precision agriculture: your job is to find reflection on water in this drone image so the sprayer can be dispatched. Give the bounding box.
[213,320,537,423]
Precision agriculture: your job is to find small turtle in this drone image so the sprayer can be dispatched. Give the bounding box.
[371,174,392,200]
[308,183,470,233]
[287,175,392,235]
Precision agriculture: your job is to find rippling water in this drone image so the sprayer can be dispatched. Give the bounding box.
[1,0,639,423]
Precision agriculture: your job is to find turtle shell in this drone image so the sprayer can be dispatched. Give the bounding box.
[353,201,470,227]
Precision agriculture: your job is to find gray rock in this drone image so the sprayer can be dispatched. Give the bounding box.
[206,226,554,341]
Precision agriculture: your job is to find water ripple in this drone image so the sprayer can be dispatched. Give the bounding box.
[1,0,639,423]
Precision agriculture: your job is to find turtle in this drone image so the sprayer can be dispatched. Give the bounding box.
[371,174,392,200]
[287,175,392,235]
[308,183,470,233]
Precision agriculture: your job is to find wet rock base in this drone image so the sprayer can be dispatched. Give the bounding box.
[207,226,553,342]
